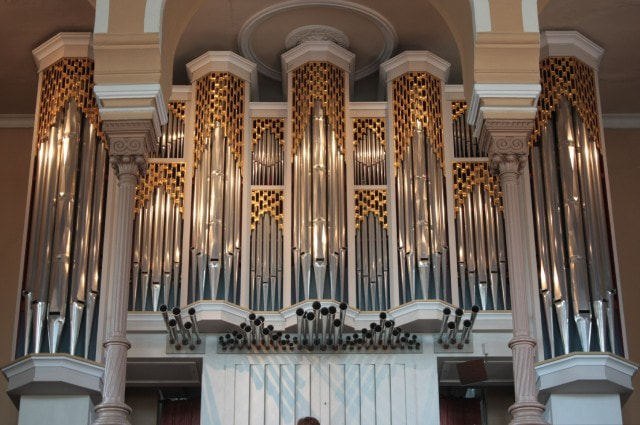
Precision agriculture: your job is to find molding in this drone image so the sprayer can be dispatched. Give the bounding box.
[444,84,466,102]
[380,50,451,83]
[540,31,604,71]
[249,102,288,118]
[169,85,192,102]
[186,51,258,84]
[536,353,639,402]
[602,113,640,129]
[2,354,103,405]
[285,25,350,50]
[281,40,356,78]
[94,83,167,137]
[238,0,396,81]
[349,101,387,118]
[468,83,541,126]
[32,32,93,72]
[127,299,513,335]
[0,114,35,128]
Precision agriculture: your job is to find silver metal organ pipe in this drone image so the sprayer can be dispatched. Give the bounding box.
[151,184,166,311]
[84,138,107,357]
[69,120,97,356]
[463,188,477,307]
[208,124,224,303]
[412,121,431,301]
[540,117,571,355]
[556,99,592,352]
[531,145,556,356]
[472,183,488,310]
[311,101,328,299]
[402,135,416,301]
[162,190,175,307]
[48,101,82,353]
[484,190,499,309]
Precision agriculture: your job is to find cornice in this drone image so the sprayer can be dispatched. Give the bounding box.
[541,31,604,71]
[281,40,356,78]
[32,32,93,72]
[380,50,451,83]
[186,51,258,85]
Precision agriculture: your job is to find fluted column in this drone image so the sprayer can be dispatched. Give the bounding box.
[93,121,156,425]
[482,119,547,425]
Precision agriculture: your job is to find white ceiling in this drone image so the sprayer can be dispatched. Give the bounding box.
[0,0,638,114]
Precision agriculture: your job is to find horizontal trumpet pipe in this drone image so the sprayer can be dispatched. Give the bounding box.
[188,307,202,345]
[438,307,451,343]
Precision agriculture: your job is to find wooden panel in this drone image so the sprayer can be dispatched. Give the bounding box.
[265,364,280,425]
[249,365,265,425]
[329,363,346,425]
[390,364,407,425]
[201,352,438,425]
[295,363,311,419]
[345,364,361,424]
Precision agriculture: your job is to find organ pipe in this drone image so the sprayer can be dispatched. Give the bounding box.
[21,57,108,359]
[453,162,510,310]
[130,162,185,311]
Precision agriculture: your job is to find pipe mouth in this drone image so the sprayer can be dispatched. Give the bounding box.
[379,312,387,320]
[248,313,257,320]
[169,319,177,327]
[447,321,455,330]
[333,319,341,327]
[463,319,471,327]
[329,306,337,314]
[159,305,168,312]
[471,305,480,313]
[321,307,329,316]
[172,307,181,315]
[296,308,304,316]
[339,302,347,310]
[455,308,464,316]
[306,312,315,321]
[184,322,193,330]
[188,307,196,315]
[443,307,451,315]
[312,301,321,310]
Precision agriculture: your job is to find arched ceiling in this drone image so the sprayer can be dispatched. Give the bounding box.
[0,0,639,113]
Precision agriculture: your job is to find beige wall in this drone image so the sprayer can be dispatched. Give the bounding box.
[604,128,640,424]
[0,127,33,425]
[126,388,159,425]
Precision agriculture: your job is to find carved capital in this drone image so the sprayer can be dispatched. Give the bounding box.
[102,119,158,158]
[478,119,533,176]
[110,154,146,180]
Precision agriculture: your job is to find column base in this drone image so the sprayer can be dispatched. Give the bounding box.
[93,402,132,425]
[536,353,638,425]
[508,400,547,425]
[1,354,104,425]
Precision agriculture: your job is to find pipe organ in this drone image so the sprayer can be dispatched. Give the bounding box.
[190,72,246,303]
[290,62,348,304]
[19,57,108,359]
[529,57,621,357]
[392,72,449,304]
[12,35,632,425]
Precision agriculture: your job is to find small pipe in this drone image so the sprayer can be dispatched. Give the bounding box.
[306,312,315,348]
[167,319,178,345]
[383,321,393,349]
[188,307,202,345]
[296,308,304,348]
[160,305,174,343]
[262,328,271,349]
[469,305,479,329]
[459,319,472,348]
[446,321,456,347]
[184,321,195,349]
[390,328,400,349]
[373,325,382,349]
[437,307,451,343]
[333,319,341,350]
[452,308,463,342]
[379,312,387,327]
[320,307,329,346]
[172,307,186,342]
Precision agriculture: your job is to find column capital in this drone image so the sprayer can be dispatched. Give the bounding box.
[479,118,533,175]
[103,119,157,177]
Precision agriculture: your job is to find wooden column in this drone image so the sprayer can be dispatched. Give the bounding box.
[481,119,547,425]
[93,121,155,425]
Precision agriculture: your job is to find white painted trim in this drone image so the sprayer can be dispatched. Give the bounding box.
[94,0,110,33]
[0,114,35,128]
[169,85,192,102]
[281,40,355,77]
[521,0,539,33]
[144,0,165,34]
[540,31,604,71]
[93,83,168,135]
[444,84,465,101]
[237,0,397,81]
[536,353,638,396]
[349,102,387,117]
[380,51,451,83]
[471,0,492,34]
[186,51,258,87]
[32,32,93,72]
[602,114,640,129]
[249,102,288,117]
[468,83,541,125]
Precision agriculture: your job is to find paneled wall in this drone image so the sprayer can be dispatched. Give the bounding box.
[202,348,439,425]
